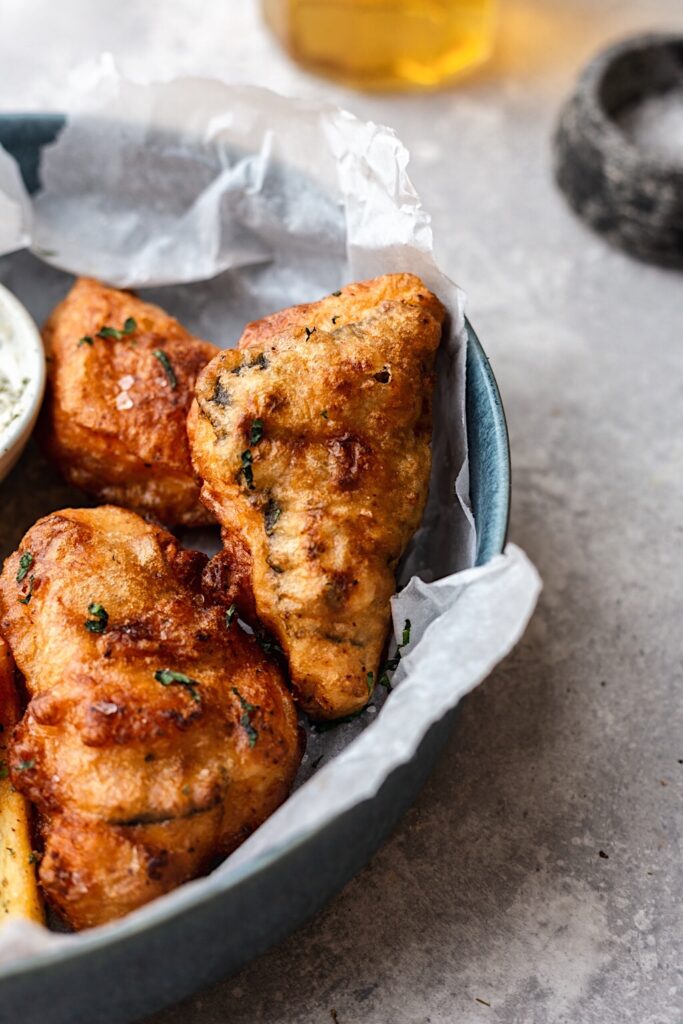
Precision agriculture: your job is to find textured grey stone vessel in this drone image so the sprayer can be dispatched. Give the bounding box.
[554,33,683,267]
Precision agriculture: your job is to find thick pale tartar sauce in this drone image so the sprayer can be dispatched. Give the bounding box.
[0,308,30,440]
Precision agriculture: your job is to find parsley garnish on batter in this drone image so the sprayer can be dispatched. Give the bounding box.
[225,603,237,627]
[154,669,202,704]
[378,618,412,688]
[78,335,94,347]
[152,349,177,390]
[16,551,33,583]
[256,629,283,657]
[232,687,259,748]
[16,759,35,772]
[85,602,109,634]
[96,317,137,341]
[240,449,255,489]
[249,418,264,445]
[18,576,35,605]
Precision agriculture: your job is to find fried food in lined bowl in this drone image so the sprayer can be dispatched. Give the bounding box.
[1,271,444,928]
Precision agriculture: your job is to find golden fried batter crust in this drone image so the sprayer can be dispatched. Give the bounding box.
[189,274,445,719]
[238,272,445,350]
[42,278,218,527]
[0,506,302,929]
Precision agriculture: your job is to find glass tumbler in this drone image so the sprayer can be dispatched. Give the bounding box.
[262,0,498,90]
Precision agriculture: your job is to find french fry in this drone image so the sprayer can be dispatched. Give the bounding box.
[0,636,43,926]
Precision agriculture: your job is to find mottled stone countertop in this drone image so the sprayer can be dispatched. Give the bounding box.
[2,1,682,1021]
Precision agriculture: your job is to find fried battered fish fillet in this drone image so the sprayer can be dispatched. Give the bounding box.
[189,274,445,719]
[42,278,218,527]
[0,507,301,930]
[238,272,445,350]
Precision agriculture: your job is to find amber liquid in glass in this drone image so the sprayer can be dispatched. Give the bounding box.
[263,0,497,90]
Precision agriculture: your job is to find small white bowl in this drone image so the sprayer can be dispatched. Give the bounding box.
[0,283,45,483]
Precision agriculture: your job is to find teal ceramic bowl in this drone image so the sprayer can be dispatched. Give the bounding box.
[0,114,510,1024]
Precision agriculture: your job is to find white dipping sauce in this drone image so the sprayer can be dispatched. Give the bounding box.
[0,304,31,438]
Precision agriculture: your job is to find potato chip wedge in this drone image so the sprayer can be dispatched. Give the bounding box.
[0,636,43,926]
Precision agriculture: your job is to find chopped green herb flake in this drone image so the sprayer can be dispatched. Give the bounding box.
[232,687,259,747]
[85,602,109,634]
[231,352,269,376]
[152,349,177,390]
[18,576,35,605]
[249,418,264,445]
[28,851,41,865]
[264,498,282,535]
[154,669,201,703]
[0,762,8,780]
[240,449,255,489]
[256,630,283,657]
[16,551,33,583]
[225,603,237,627]
[96,318,137,342]
[320,409,329,419]
[16,759,35,772]
[332,290,342,297]
[367,671,374,694]
[377,619,413,689]
[211,377,231,406]
[78,335,94,347]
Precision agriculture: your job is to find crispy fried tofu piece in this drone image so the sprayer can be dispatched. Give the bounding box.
[189,274,445,719]
[42,278,219,527]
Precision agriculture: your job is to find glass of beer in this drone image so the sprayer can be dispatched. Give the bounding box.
[262,0,498,91]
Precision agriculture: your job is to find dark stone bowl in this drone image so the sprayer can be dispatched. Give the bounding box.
[554,33,683,267]
[0,113,510,1024]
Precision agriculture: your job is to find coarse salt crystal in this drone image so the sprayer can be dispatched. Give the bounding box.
[115,391,134,411]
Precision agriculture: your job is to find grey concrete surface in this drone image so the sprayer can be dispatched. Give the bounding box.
[2,1,682,1021]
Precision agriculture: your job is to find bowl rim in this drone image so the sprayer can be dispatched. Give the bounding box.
[0,282,46,471]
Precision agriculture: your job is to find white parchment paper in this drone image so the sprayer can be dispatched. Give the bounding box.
[0,70,541,964]
[0,146,32,258]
